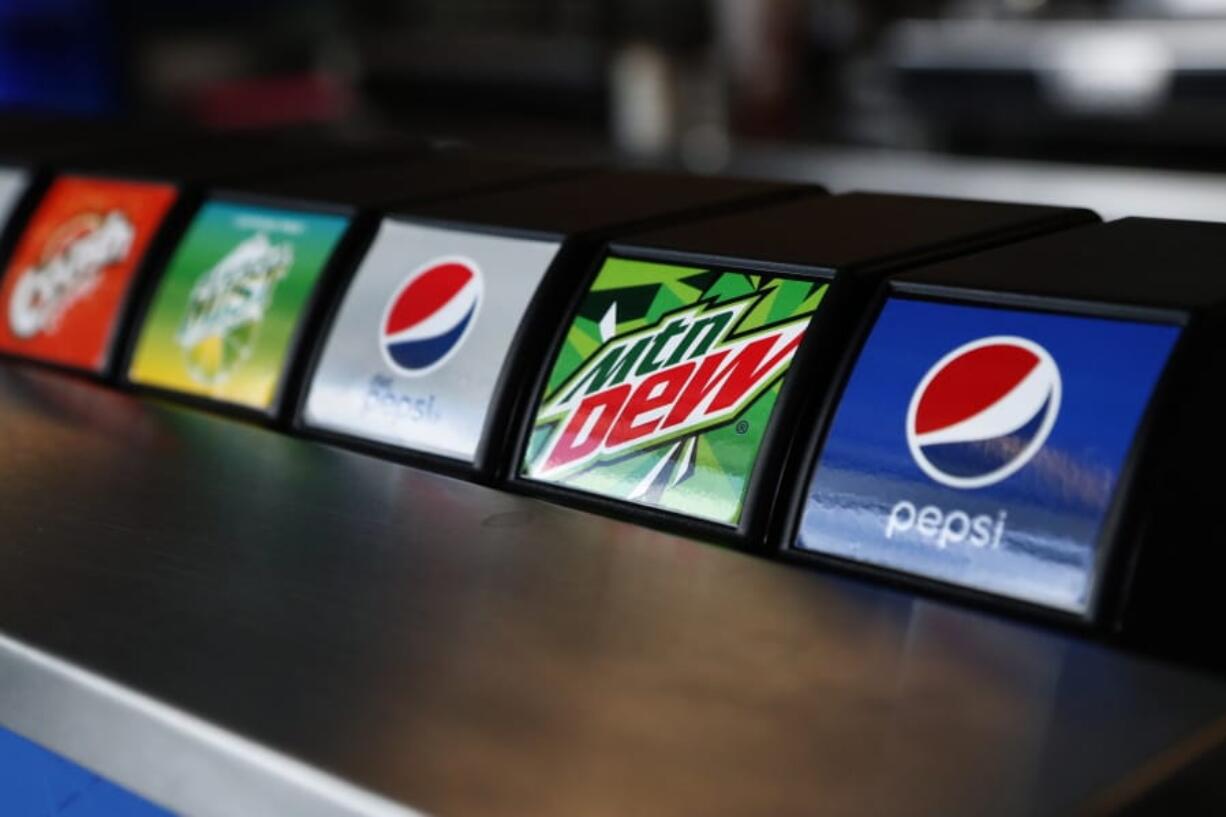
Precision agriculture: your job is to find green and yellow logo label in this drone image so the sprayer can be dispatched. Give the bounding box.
[129,201,348,410]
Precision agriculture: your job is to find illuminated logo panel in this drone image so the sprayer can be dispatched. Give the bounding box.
[128,200,348,411]
[522,256,824,527]
[302,219,559,462]
[796,298,1180,614]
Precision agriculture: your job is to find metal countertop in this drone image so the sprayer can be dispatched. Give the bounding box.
[0,367,1222,816]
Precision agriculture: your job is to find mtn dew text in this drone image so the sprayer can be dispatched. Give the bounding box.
[523,256,826,526]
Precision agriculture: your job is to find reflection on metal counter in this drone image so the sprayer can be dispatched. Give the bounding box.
[1,367,1226,815]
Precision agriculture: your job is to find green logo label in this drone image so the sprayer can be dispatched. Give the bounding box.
[523,256,826,526]
[129,201,348,410]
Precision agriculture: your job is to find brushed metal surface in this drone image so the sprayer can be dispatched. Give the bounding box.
[0,632,424,817]
[0,366,1223,816]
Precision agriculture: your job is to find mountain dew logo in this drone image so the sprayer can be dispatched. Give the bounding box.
[534,296,806,474]
[524,257,826,526]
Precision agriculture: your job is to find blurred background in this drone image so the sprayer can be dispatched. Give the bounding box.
[7,0,1226,219]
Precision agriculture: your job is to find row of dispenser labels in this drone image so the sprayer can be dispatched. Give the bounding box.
[0,133,1218,649]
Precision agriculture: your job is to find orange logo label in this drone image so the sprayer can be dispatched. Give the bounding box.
[0,175,178,372]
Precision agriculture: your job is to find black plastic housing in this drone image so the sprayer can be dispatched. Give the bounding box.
[292,169,818,483]
[776,217,1226,665]
[118,149,584,426]
[509,192,1098,548]
[0,117,211,269]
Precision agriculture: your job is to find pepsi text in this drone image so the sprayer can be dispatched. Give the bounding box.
[362,374,442,426]
[797,297,1183,613]
[886,500,1007,550]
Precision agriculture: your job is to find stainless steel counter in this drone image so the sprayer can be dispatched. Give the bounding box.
[0,366,1222,816]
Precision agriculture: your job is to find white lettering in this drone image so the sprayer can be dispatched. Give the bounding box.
[885,501,1009,552]
[8,211,135,338]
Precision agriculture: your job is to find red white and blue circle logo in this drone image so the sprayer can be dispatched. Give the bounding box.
[906,336,1060,489]
[380,256,482,377]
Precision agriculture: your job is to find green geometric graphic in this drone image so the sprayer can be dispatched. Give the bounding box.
[523,256,826,526]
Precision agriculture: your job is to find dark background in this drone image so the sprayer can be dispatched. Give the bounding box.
[3,1,1219,160]
[7,0,1226,217]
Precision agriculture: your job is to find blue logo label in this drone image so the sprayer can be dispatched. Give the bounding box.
[380,256,482,376]
[796,298,1180,614]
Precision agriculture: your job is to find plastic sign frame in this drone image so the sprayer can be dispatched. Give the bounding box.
[295,215,563,470]
[122,194,364,421]
[0,165,31,247]
[0,173,181,377]
[507,242,840,547]
[776,281,1188,626]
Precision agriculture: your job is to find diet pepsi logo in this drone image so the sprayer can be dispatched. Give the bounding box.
[906,336,1060,489]
[380,257,482,377]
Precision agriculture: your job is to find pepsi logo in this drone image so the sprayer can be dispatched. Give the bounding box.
[380,257,482,377]
[906,335,1060,489]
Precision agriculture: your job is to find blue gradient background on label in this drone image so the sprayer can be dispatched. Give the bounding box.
[798,297,1180,614]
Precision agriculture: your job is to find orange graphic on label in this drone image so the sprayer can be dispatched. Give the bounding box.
[0,175,178,372]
